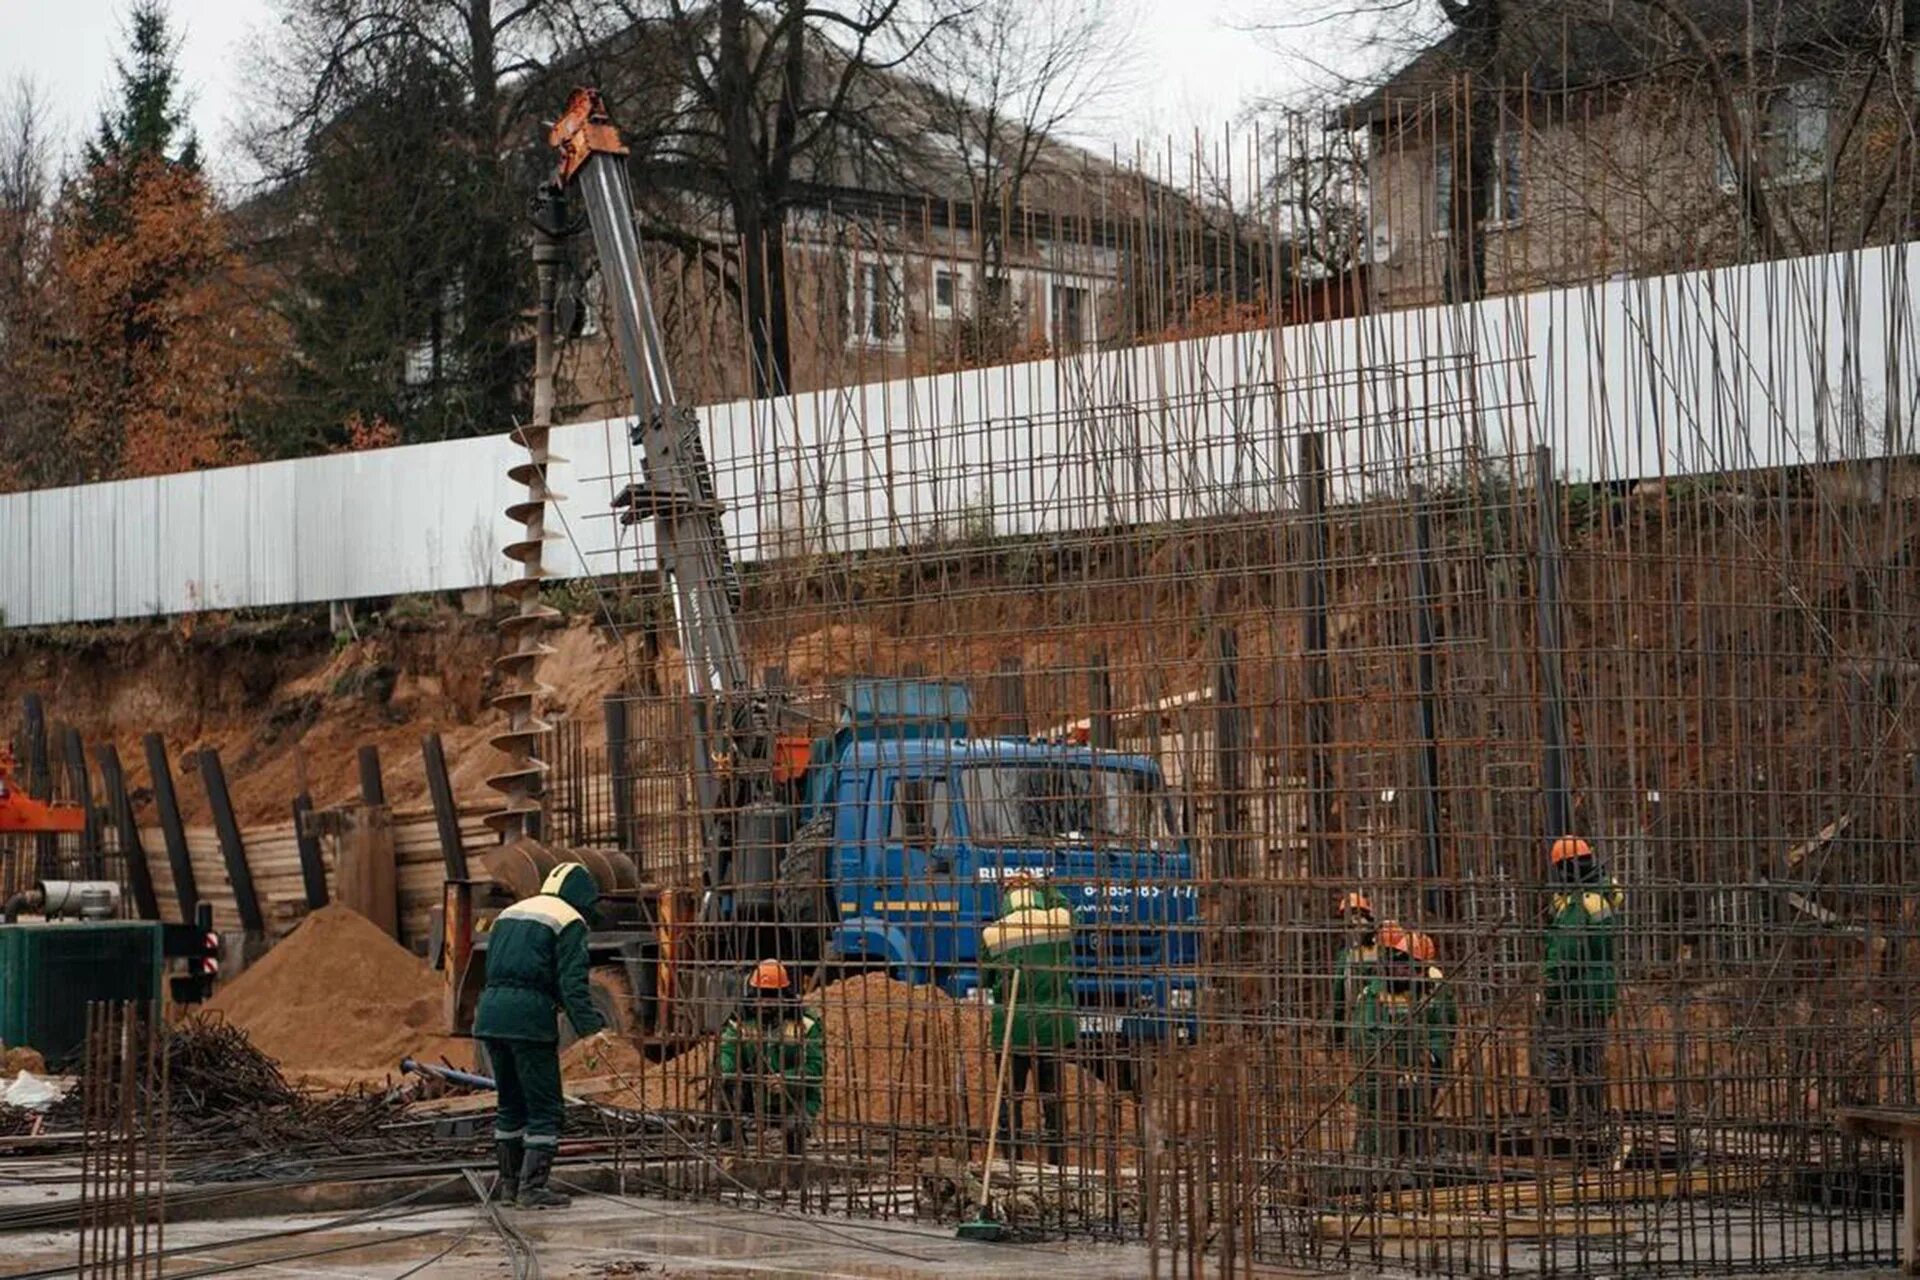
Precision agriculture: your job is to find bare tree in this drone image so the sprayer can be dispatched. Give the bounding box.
[615,0,949,397]
[0,77,53,293]
[0,77,63,487]
[1261,102,1370,280]
[1252,0,1915,301]
[916,0,1140,349]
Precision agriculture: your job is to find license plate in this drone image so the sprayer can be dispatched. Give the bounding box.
[1078,1014,1124,1035]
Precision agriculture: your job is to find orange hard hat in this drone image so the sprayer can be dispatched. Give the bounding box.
[747,959,793,991]
[1549,836,1594,864]
[1376,922,1437,963]
[1335,891,1374,918]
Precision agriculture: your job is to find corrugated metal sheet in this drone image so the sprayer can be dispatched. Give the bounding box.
[2,243,1913,628]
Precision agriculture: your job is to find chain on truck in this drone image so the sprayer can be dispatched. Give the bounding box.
[439,90,1203,1075]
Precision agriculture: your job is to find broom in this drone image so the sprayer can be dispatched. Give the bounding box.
[958,969,1020,1242]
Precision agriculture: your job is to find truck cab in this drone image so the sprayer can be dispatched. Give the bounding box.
[772,680,1203,1042]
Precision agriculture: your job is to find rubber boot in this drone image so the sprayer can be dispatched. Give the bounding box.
[515,1146,571,1209]
[494,1138,523,1205]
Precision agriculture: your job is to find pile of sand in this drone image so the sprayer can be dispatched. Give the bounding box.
[204,905,474,1089]
[1,1046,45,1076]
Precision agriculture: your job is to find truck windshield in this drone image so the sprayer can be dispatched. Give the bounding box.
[963,765,1175,847]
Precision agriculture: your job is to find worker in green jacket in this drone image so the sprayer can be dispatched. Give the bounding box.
[473,861,607,1209]
[982,876,1078,1166]
[1331,890,1379,1050]
[1355,924,1457,1159]
[1537,836,1623,1120]
[715,958,825,1156]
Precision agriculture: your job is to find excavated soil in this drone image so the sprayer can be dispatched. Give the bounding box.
[0,611,635,826]
[558,973,1137,1163]
[202,904,474,1088]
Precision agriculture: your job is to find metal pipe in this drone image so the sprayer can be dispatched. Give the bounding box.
[399,1058,496,1091]
[34,880,119,919]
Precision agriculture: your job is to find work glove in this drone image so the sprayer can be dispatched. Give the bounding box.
[569,1029,620,1072]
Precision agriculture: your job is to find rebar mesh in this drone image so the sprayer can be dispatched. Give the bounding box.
[526,70,1920,1274]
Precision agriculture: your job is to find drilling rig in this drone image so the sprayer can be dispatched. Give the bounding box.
[445,89,1202,1057]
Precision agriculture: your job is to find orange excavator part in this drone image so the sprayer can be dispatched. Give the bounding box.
[549,87,629,185]
[771,735,813,785]
[0,749,83,834]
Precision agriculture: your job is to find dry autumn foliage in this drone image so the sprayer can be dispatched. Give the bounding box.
[51,156,282,481]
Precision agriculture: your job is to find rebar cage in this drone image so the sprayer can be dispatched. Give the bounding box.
[528,68,1920,1275]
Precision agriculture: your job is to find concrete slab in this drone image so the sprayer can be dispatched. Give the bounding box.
[1,1189,1209,1278]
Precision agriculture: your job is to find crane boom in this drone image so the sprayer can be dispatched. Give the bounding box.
[549,89,749,705]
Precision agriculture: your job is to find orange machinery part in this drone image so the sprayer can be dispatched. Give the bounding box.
[0,752,84,834]
[549,87,629,184]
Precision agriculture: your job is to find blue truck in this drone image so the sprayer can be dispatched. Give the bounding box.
[721,679,1204,1045]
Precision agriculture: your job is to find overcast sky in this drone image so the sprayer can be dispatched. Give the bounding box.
[0,0,1353,190]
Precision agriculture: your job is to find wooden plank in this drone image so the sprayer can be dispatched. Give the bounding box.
[334,805,398,940]
[1316,1212,1612,1240]
[144,733,199,916]
[1835,1105,1920,1138]
[1342,1166,1768,1215]
[1783,812,1853,870]
[132,805,501,944]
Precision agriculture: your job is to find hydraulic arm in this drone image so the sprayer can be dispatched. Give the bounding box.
[547,89,775,909]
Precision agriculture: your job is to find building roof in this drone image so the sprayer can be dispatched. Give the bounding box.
[1343,0,1895,127]
[533,12,1167,227]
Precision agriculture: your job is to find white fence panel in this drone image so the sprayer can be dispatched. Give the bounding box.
[2,242,1915,629]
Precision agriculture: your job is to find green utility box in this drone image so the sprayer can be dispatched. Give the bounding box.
[0,921,162,1067]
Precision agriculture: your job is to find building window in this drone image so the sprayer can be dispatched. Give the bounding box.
[1761,79,1831,184]
[563,267,603,339]
[847,258,904,349]
[1050,282,1089,349]
[892,777,951,847]
[1717,78,1831,192]
[1432,134,1521,234]
[1490,130,1523,226]
[932,266,958,320]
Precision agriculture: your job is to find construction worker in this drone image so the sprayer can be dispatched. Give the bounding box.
[715,959,825,1156]
[1538,836,1623,1120]
[1355,924,1457,1159]
[1331,891,1379,1050]
[982,874,1078,1166]
[473,862,607,1210]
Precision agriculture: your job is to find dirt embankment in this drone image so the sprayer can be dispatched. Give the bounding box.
[0,609,636,827]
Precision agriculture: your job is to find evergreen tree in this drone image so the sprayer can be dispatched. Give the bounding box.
[267,44,499,451]
[81,0,200,234]
[53,0,278,479]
